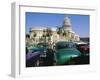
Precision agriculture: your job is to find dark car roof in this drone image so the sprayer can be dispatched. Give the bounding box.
[38,42,48,44]
[55,41,76,49]
[56,41,75,45]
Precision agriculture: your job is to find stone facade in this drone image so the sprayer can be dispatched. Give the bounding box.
[26,16,80,44]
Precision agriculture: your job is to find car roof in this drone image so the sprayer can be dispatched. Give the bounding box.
[56,41,75,45]
[38,43,48,45]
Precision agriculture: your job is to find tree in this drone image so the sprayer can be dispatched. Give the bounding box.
[63,30,67,36]
[26,34,30,38]
[57,27,69,41]
[42,29,47,42]
[42,28,53,43]
[33,32,37,37]
[46,28,53,41]
[33,32,37,42]
[46,28,53,39]
[26,34,30,47]
[57,27,63,36]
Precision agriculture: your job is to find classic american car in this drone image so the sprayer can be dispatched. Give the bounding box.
[26,43,49,67]
[54,41,81,65]
[37,43,55,66]
[76,43,89,55]
[26,47,43,67]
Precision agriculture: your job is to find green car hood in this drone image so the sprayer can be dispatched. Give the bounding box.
[55,48,81,65]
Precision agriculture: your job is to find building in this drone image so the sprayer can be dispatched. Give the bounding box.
[26,16,80,44]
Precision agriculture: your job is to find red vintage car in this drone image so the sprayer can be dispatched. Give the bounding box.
[76,43,89,55]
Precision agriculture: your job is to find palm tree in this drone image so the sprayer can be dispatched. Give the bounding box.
[42,29,46,42]
[63,30,67,36]
[33,32,37,43]
[63,30,69,40]
[26,34,30,38]
[46,28,53,41]
[57,27,69,41]
[57,27,63,36]
[26,34,30,47]
[42,28,53,43]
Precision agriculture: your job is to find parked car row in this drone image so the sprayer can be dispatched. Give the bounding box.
[26,41,90,67]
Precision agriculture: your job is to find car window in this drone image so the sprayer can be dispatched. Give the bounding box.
[38,43,48,47]
[69,43,76,48]
[56,42,76,49]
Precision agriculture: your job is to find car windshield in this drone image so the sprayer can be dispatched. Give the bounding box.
[38,43,48,47]
[56,42,76,49]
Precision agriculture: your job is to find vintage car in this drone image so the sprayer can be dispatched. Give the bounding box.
[37,43,49,48]
[37,43,54,66]
[76,42,89,55]
[37,43,49,57]
[37,43,49,52]
[54,41,81,65]
[26,47,43,67]
[26,43,49,67]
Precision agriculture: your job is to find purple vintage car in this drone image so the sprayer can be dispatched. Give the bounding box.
[26,51,41,60]
[26,47,44,67]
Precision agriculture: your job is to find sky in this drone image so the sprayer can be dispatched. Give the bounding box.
[26,12,89,37]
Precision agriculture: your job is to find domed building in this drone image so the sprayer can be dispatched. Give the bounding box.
[57,16,80,42]
[63,16,72,31]
[27,16,80,44]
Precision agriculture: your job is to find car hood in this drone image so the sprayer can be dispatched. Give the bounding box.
[55,48,81,65]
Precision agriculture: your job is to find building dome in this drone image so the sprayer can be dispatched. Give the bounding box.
[63,16,72,31]
[63,17,71,26]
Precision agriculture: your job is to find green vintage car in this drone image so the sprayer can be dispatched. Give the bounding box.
[55,41,81,65]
